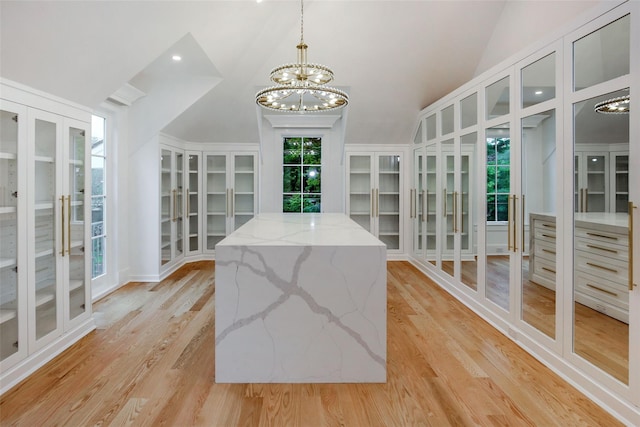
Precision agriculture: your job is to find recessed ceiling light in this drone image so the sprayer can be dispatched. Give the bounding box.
[535,90,543,95]
[172,55,182,62]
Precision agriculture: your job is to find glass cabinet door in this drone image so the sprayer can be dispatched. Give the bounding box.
[160,149,172,265]
[441,138,455,277]
[174,151,184,259]
[413,149,424,257]
[425,143,437,266]
[204,155,227,250]
[460,133,477,291]
[377,154,400,250]
[67,126,87,322]
[33,116,58,341]
[232,154,255,231]
[0,108,21,362]
[348,155,372,232]
[187,153,200,253]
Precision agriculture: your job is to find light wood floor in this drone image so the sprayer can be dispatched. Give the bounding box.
[0,261,622,426]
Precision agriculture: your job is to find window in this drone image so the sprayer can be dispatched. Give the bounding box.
[91,115,106,278]
[486,136,510,221]
[283,137,321,212]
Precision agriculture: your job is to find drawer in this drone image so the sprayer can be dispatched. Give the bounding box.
[533,226,556,243]
[533,239,556,262]
[575,227,628,247]
[575,236,628,260]
[575,249,628,284]
[575,270,628,311]
[534,219,556,233]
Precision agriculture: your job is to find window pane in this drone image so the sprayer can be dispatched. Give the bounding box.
[283,166,301,192]
[92,237,105,277]
[303,166,321,193]
[486,195,496,221]
[303,197,321,213]
[486,76,510,119]
[283,194,301,212]
[496,167,511,193]
[303,137,321,164]
[496,194,510,221]
[522,53,555,108]
[283,137,301,164]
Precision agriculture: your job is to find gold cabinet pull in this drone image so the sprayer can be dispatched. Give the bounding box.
[443,188,447,217]
[172,189,177,222]
[422,190,426,223]
[542,267,556,274]
[230,188,234,216]
[585,188,588,212]
[586,262,617,273]
[67,195,71,255]
[512,195,518,252]
[586,244,618,254]
[453,191,458,233]
[460,191,464,234]
[586,284,618,297]
[586,232,618,240]
[186,188,190,217]
[542,222,556,229]
[630,201,637,290]
[371,189,374,216]
[521,195,525,251]
[60,196,66,257]
[409,189,415,219]
[542,248,556,255]
[508,195,512,251]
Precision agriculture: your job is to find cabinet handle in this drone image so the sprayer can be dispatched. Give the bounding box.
[186,188,190,216]
[460,191,464,235]
[586,262,617,273]
[225,189,229,217]
[579,189,583,212]
[422,190,426,223]
[60,196,66,257]
[67,195,71,255]
[586,232,618,241]
[230,188,234,216]
[375,189,379,217]
[508,195,512,251]
[410,189,415,219]
[512,195,518,252]
[443,189,447,217]
[172,189,177,222]
[586,244,617,254]
[630,201,637,290]
[371,189,375,216]
[453,191,458,233]
[542,223,556,229]
[542,267,556,274]
[542,248,556,255]
[521,195,525,251]
[584,188,588,212]
[586,283,618,297]
[541,233,556,239]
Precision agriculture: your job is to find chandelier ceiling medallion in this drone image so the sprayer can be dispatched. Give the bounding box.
[255,0,348,113]
[594,94,630,114]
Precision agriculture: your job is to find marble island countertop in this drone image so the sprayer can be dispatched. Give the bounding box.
[217,213,385,247]
[530,212,628,231]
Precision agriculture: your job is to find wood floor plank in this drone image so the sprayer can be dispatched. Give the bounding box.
[0,261,623,426]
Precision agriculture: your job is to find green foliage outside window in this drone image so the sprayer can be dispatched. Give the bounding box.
[486,137,510,222]
[283,137,321,212]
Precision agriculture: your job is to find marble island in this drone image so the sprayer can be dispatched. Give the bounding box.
[215,213,387,383]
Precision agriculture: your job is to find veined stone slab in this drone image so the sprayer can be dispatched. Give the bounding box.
[215,213,387,383]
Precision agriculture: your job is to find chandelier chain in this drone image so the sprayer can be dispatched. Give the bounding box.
[300,0,304,44]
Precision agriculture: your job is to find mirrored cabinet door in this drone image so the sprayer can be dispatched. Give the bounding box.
[186,153,200,254]
[460,132,477,291]
[485,124,511,311]
[571,12,631,386]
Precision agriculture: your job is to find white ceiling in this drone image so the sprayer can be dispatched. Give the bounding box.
[0,0,602,145]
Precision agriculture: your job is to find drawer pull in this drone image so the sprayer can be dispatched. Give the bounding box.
[586,232,618,241]
[542,223,556,229]
[586,284,618,297]
[542,267,556,274]
[586,244,618,254]
[542,248,556,255]
[586,262,618,273]
[541,233,556,239]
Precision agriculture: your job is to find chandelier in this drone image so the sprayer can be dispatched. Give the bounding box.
[594,94,630,114]
[255,0,348,113]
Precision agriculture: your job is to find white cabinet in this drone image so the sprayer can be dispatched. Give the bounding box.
[574,152,609,212]
[1,81,93,393]
[347,152,403,252]
[160,146,184,269]
[203,152,257,252]
[185,152,201,255]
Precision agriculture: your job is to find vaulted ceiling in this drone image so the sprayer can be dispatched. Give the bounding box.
[0,0,601,145]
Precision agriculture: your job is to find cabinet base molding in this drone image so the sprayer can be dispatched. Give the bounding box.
[0,318,96,396]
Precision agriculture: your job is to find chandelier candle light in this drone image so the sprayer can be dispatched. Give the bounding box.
[594,94,630,114]
[255,0,348,112]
